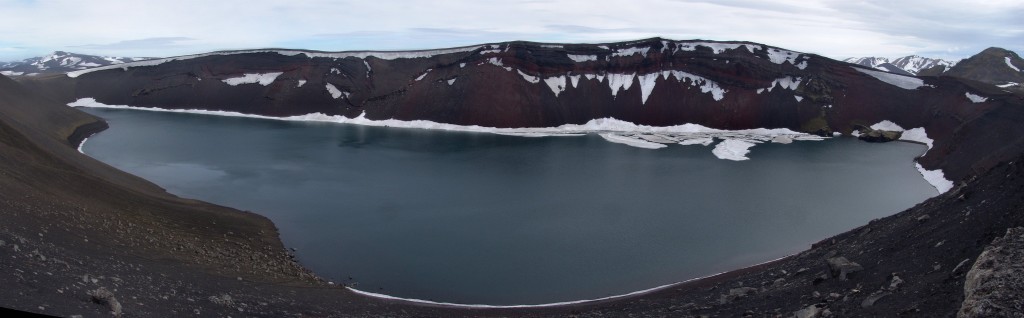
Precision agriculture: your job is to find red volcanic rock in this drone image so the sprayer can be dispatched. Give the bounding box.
[24,38,1024,184]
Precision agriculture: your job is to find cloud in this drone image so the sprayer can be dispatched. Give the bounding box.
[72,37,196,50]
[0,0,1020,61]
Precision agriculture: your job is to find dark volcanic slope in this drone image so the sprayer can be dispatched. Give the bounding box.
[945,47,1024,86]
[25,38,1024,183]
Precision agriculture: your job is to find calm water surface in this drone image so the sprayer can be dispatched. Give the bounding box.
[80,108,936,305]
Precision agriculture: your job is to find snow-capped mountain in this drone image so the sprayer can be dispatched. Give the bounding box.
[0,51,152,76]
[843,55,958,76]
[841,57,912,75]
[891,56,958,76]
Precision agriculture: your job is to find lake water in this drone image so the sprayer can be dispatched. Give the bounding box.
[79,108,936,305]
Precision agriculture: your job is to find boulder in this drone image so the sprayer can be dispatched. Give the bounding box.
[827,257,864,280]
[958,227,1024,318]
[88,287,122,317]
[857,129,902,143]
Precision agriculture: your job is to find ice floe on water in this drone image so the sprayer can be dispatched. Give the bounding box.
[712,139,758,161]
[678,137,714,146]
[599,133,667,149]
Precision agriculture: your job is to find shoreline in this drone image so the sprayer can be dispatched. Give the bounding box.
[72,104,941,308]
[344,254,793,309]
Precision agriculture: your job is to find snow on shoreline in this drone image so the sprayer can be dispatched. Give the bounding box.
[69,97,823,160]
[77,137,88,153]
[599,133,667,149]
[869,120,951,193]
[916,163,954,194]
[869,120,934,150]
[345,254,793,308]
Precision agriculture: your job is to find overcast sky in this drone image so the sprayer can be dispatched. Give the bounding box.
[1,0,1021,61]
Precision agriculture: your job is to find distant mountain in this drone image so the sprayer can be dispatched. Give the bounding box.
[891,55,958,76]
[0,51,152,76]
[944,47,1024,91]
[841,57,912,75]
[842,56,958,76]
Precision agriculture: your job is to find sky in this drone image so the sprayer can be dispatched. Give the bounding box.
[0,0,1021,62]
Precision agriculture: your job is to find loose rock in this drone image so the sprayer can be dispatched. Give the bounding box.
[827,257,863,280]
[88,287,122,317]
[719,287,758,304]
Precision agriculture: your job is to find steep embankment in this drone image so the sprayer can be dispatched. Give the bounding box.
[0,74,448,316]
[24,38,1023,184]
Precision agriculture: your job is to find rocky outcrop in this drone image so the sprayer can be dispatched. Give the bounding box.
[958,227,1024,318]
[857,129,902,143]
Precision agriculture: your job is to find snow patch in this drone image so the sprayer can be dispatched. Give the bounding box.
[638,73,659,104]
[712,139,756,161]
[566,54,598,62]
[297,79,307,87]
[517,70,540,84]
[661,70,726,101]
[363,60,372,77]
[325,83,348,99]
[900,127,934,150]
[965,92,987,103]
[870,120,905,131]
[221,72,283,86]
[568,75,581,88]
[916,163,953,194]
[1007,57,1021,72]
[794,95,804,102]
[487,58,512,71]
[762,77,802,93]
[415,69,431,81]
[853,67,927,90]
[766,48,801,66]
[543,76,566,97]
[447,78,457,85]
[607,73,636,97]
[1,71,24,76]
[612,47,650,57]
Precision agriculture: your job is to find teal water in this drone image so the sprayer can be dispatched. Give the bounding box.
[80,108,936,305]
